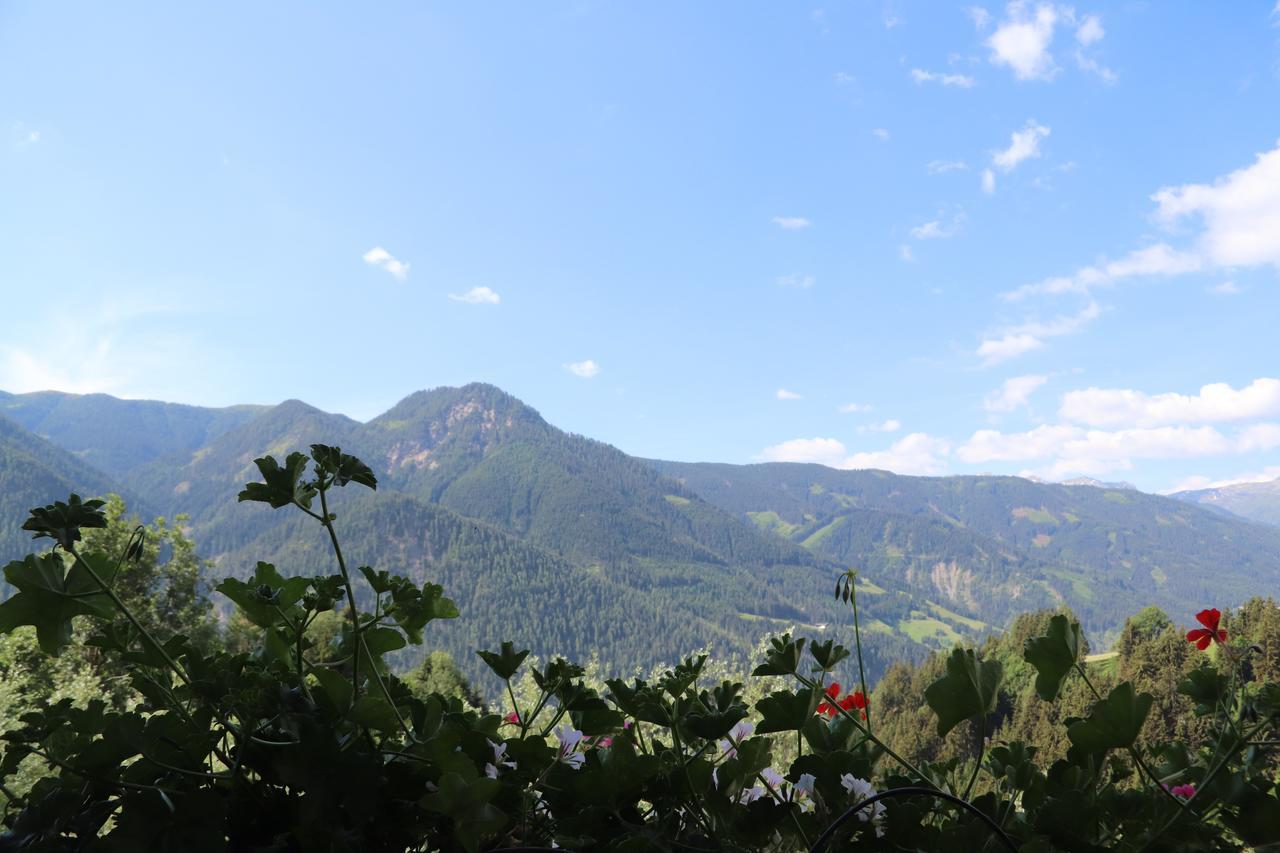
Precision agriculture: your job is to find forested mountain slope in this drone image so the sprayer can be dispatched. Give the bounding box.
[62,385,932,685]
[0,413,129,559]
[651,461,1280,643]
[0,389,267,476]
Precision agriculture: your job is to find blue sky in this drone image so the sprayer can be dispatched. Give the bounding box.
[3,2,1280,493]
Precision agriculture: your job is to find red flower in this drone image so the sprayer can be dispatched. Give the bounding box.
[818,683,869,719]
[503,711,521,725]
[1186,608,1227,650]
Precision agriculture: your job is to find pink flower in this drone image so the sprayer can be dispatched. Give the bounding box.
[623,719,633,730]
[503,711,521,725]
[1169,783,1196,800]
[596,736,613,749]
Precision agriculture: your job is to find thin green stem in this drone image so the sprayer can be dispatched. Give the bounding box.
[963,716,985,800]
[848,572,872,734]
[66,545,190,687]
[315,483,361,700]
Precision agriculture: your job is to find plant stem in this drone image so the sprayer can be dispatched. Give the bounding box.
[848,572,872,733]
[315,483,361,700]
[66,545,190,687]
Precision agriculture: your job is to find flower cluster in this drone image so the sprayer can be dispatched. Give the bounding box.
[817,681,868,719]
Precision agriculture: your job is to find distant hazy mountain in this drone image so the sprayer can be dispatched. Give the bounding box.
[1061,477,1137,491]
[1172,477,1280,528]
[650,460,1280,645]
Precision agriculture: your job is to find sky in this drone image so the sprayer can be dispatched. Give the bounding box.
[2,2,1280,494]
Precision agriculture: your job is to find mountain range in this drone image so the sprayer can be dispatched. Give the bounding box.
[1171,477,1280,528]
[3,383,1279,692]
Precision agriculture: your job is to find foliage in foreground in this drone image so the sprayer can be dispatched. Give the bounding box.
[0,446,1277,851]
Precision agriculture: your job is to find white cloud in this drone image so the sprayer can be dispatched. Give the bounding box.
[845,433,950,475]
[565,360,600,379]
[986,2,1060,80]
[863,419,902,433]
[839,402,872,413]
[1233,422,1280,452]
[1074,50,1117,83]
[872,128,891,141]
[1168,466,1280,493]
[1151,139,1280,269]
[977,301,1099,365]
[984,374,1049,412]
[981,168,996,194]
[448,286,500,304]
[1075,14,1104,45]
[834,71,856,85]
[1060,378,1280,427]
[776,273,816,289]
[772,216,812,230]
[1210,281,1242,295]
[362,246,410,281]
[928,159,969,174]
[969,6,992,29]
[758,433,951,475]
[993,120,1050,172]
[0,340,121,396]
[910,69,977,88]
[1004,140,1280,308]
[776,388,803,400]
[960,424,1235,477]
[910,213,964,240]
[758,437,847,465]
[1003,243,1202,300]
[898,244,914,262]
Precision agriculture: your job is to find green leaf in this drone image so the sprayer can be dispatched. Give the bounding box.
[215,563,309,629]
[1023,614,1084,702]
[924,648,1004,738]
[1178,664,1229,716]
[237,452,316,509]
[751,634,805,677]
[21,494,107,550]
[310,444,377,490]
[809,639,851,672]
[476,641,530,681]
[0,553,114,654]
[754,688,815,735]
[1066,682,1153,755]
[387,580,458,644]
[350,695,402,733]
[311,666,353,713]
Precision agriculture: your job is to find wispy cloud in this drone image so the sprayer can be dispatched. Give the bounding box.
[910,68,976,87]
[928,159,969,174]
[839,402,872,413]
[984,374,1049,412]
[776,273,816,289]
[872,128,891,141]
[977,301,1100,365]
[565,360,600,379]
[776,388,803,400]
[1210,281,1242,295]
[993,120,1050,171]
[362,247,410,280]
[771,216,812,230]
[449,286,501,304]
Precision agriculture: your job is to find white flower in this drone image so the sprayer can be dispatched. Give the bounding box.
[555,725,587,770]
[839,774,886,836]
[485,739,516,777]
[795,773,817,797]
[761,767,785,788]
[738,785,765,804]
[719,720,755,758]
